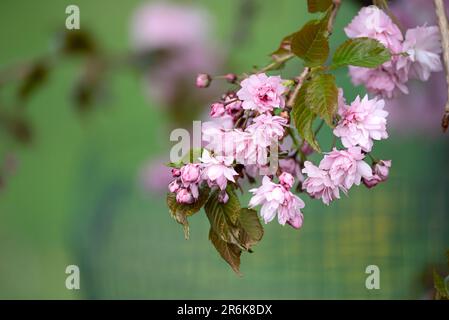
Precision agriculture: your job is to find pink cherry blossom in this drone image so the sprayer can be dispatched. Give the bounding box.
[363,160,392,188]
[333,95,389,152]
[202,118,234,156]
[345,5,403,54]
[302,161,340,205]
[375,160,391,180]
[279,172,294,189]
[234,129,268,167]
[180,163,201,185]
[246,114,287,147]
[348,63,409,99]
[318,147,373,190]
[196,73,211,88]
[237,73,287,113]
[168,180,180,193]
[286,213,304,229]
[249,176,305,227]
[199,149,237,190]
[176,188,195,204]
[210,102,226,118]
[399,25,442,81]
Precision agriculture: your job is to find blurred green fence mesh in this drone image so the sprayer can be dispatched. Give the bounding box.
[67,147,449,299]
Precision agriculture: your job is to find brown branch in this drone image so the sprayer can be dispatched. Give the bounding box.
[434,0,449,132]
[286,67,310,109]
[327,0,341,35]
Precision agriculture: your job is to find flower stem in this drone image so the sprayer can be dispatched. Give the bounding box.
[434,0,449,132]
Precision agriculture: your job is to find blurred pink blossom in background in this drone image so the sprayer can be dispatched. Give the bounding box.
[130,1,223,106]
[388,0,449,135]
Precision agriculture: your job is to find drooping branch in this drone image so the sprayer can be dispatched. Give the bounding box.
[434,0,449,132]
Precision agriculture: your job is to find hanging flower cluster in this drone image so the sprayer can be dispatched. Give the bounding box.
[166,2,443,273]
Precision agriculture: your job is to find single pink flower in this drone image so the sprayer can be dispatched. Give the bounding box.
[345,5,403,54]
[237,73,287,113]
[363,160,392,188]
[302,161,340,205]
[180,163,201,185]
[374,159,392,180]
[399,25,442,81]
[199,149,237,190]
[319,147,372,190]
[333,95,389,152]
[234,129,269,167]
[249,176,305,227]
[246,114,287,147]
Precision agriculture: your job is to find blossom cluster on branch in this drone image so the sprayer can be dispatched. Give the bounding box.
[166,2,443,273]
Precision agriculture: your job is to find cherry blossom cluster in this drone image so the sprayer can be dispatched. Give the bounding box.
[346,6,443,98]
[167,5,443,232]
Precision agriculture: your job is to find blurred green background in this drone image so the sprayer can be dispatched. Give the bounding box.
[0,0,448,299]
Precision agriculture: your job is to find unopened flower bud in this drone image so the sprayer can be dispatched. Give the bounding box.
[171,168,181,177]
[279,172,294,189]
[225,73,237,84]
[301,142,315,156]
[176,188,194,204]
[362,175,382,189]
[168,180,180,193]
[210,102,226,118]
[374,160,391,181]
[196,73,211,88]
[180,164,201,184]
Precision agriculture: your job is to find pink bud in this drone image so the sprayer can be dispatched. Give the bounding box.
[362,175,382,189]
[168,180,180,193]
[176,188,194,204]
[301,142,315,156]
[287,213,304,229]
[225,101,243,118]
[171,168,181,177]
[218,190,229,203]
[196,73,211,88]
[180,164,201,184]
[210,102,226,118]
[279,172,294,189]
[225,73,237,84]
[374,160,391,181]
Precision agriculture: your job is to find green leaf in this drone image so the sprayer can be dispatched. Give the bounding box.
[238,208,264,251]
[332,38,391,69]
[291,88,321,152]
[307,0,333,13]
[433,270,449,300]
[291,16,329,67]
[304,73,338,126]
[204,187,241,244]
[209,229,241,275]
[270,33,294,62]
[167,187,210,239]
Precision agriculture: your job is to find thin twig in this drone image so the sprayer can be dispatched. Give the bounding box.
[434,0,449,132]
[286,67,310,109]
[327,0,341,35]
